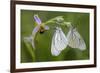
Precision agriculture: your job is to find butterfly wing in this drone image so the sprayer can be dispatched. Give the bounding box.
[51,27,68,56]
[67,28,86,51]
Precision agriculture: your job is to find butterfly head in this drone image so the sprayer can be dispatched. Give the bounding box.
[55,27,62,31]
[63,22,72,28]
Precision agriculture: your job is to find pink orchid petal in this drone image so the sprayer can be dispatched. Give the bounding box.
[34,15,42,25]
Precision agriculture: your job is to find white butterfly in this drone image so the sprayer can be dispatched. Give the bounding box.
[51,27,68,56]
[66,27,86,51]
[62,22,86,50]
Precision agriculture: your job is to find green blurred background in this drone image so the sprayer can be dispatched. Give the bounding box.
[21,10,90,63]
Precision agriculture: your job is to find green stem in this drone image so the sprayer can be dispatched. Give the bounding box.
[23,39,35,62]
[44,16,63,25]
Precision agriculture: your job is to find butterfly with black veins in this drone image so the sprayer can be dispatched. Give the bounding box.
[61,21,86,50]
[51,27,69,56]
[66,27,86,51]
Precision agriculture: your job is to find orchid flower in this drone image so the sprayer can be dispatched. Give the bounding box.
[24,15,50,49]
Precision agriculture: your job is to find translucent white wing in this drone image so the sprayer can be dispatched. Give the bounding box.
[67,28,86,50]
[51,27,68,56]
